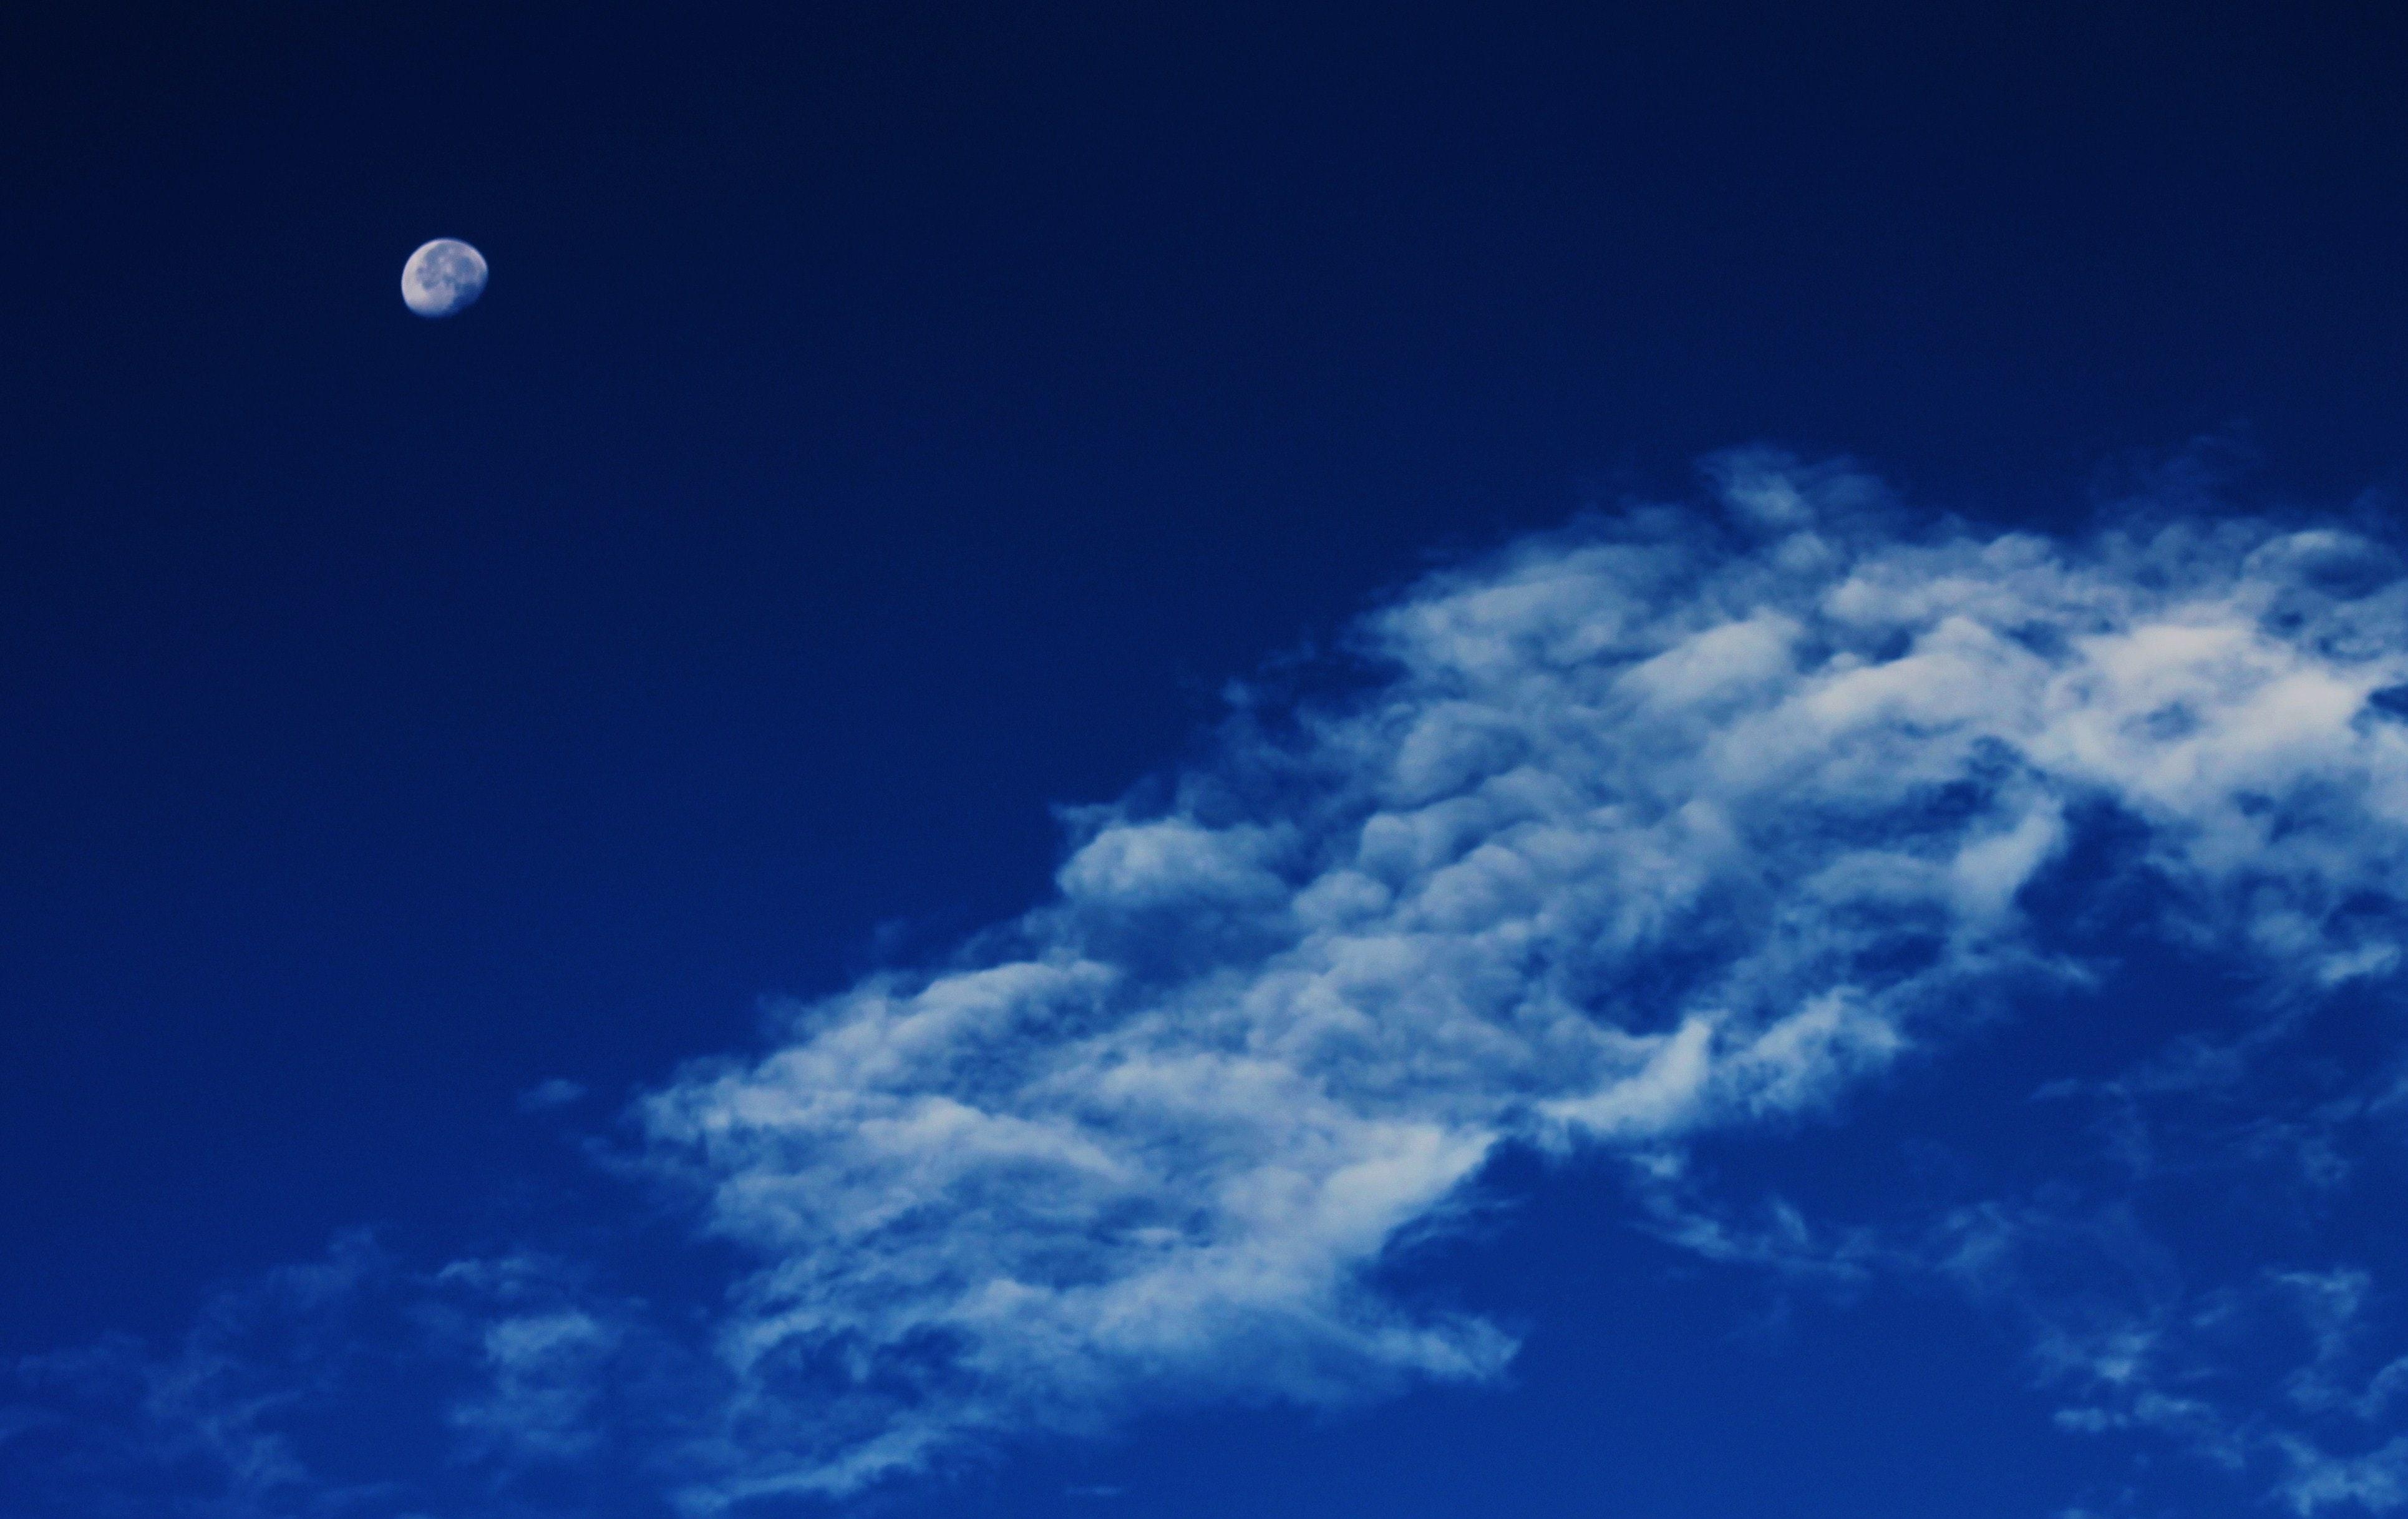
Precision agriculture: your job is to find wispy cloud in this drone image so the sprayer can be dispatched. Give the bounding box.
[516,1079,590,1115]
[16,449,2408,1515]
[632,449,2408,1504]
[3,1233,408,1518]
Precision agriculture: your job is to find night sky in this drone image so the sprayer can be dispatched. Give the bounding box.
[6,6,2408,1517]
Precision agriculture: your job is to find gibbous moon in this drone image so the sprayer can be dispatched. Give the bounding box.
[401,238,488,319]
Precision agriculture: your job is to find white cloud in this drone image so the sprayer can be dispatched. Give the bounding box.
[19,450,2408,1515]
[624,450,2408,1504]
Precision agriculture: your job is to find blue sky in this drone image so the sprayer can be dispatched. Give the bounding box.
[6,6,2408,1517]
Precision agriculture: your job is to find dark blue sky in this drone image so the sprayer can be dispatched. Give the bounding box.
[6,6,2408,1517]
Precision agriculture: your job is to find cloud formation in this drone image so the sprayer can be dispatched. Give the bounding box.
[14,450,2408,1515]
[630,449,2408,1506]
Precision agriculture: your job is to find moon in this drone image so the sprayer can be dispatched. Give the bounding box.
[401,238,488,319]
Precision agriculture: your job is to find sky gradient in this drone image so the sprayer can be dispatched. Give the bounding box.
[6,5,2408,1517]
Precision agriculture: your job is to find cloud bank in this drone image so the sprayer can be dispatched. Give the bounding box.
[15,450,2408,1515]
